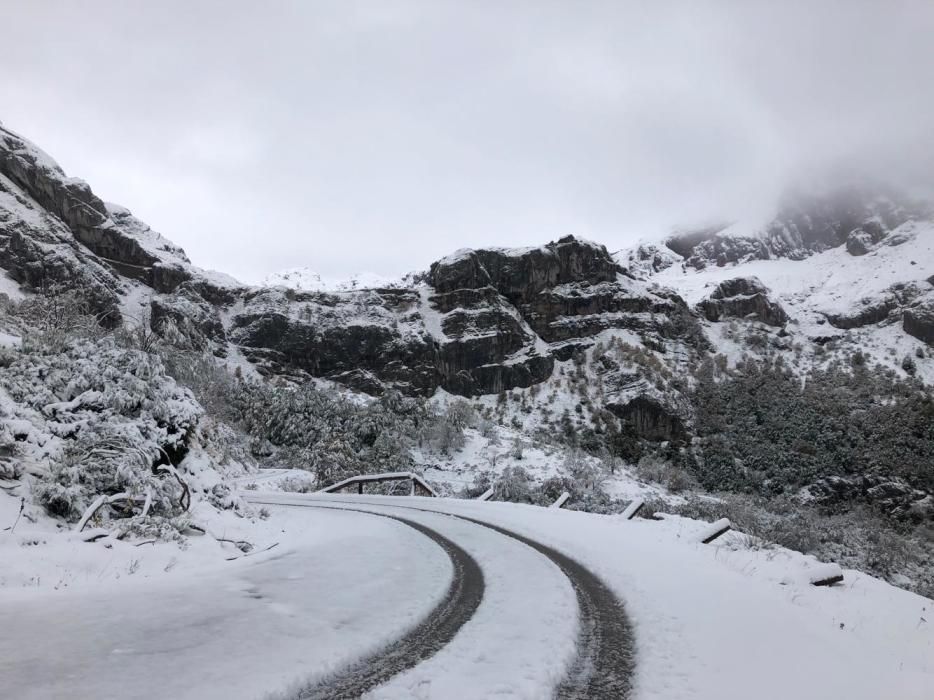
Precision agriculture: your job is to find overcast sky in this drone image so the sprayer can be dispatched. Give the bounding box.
[3,1,933,283]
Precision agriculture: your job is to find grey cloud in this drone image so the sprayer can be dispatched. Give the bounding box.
[2,1,932,282]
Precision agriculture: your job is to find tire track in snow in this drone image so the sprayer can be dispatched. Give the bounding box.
[252,496,635,699]
[268,504,484,699]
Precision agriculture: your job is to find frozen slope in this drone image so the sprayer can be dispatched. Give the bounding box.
[653,219,934,315]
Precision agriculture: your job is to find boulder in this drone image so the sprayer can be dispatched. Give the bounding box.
[903,301,934,344]
[698,277,788,327]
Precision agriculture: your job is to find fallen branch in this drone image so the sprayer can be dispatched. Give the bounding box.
[215,537,254,553]
[550,491,571,509]
[155,461,190,512]
[226,542,279,561]
[141,488,153,518]
[79,528,111,542]
[75,492,146,532]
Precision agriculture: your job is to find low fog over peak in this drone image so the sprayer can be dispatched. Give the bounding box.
[3,1,933,281]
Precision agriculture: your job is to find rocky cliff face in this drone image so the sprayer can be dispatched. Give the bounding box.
[227,235,705,404]
[0,124,704,418]
[4,123,930,436]
[2,124,934,521]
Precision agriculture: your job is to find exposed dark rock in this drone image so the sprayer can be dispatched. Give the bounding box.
[150,262,192,294]
[620,242,681,278]
[698,277,788,327]
[430,286,553,396]
[230,288,441,396]
[665,222,733,258]
[608,394,687,441]
[807,475,932,522]
[903,301,934,344]
[0,125,190,286]
[0,173,122,322]
[845,229,874,256]
[827,297,898,329]
[151,288,227,354]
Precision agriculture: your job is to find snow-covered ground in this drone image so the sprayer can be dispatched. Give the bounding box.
[277,493,933,700]
[0,504,451,700]
[3,484,932,699]
[652,220,934,380]
[262,268,410,292]
[653,220,934,314]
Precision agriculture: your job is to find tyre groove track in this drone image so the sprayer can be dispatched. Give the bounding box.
[252,497,635,699]
[277,505,484,699]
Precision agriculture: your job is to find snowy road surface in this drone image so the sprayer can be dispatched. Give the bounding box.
[0,507,454,700]
[254,494,934,700]
[253,497,634,698]
[2,492,932,699]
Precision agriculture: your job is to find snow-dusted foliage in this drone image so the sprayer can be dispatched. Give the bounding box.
[231,382,442,487]
[1,335,201,522]
[689,354,934,517]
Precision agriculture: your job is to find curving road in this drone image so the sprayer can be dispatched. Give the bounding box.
[247,495,635,699]
[284,508,484,699]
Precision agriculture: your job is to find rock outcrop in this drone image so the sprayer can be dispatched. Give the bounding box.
[225,236,703,400]
[903,301,934,344]
[698,277,788,327]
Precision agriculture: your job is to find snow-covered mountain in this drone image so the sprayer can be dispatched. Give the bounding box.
[262,268,412,292]
[2,122,933,588]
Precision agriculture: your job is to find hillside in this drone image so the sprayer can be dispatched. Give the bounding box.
[1,123,933,599]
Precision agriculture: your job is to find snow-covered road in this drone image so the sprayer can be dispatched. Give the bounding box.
[0,507,454,700]
[2,491,931,699]
[253,493,934,700]
[253,497,629,699]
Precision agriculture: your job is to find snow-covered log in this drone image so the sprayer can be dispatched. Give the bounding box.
[809,563,844,587]
[621,498,644,520]
[477,488,494,501]
[699,518,732,544]
[550,491,570,509]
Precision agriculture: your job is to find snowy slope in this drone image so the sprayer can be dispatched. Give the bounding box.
[653,219,934,315]
[262,268,411,292]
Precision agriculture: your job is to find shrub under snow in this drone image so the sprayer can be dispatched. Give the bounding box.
[0,336,202,524]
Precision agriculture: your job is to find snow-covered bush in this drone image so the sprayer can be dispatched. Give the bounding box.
[231,382,432,487]
[0,336,202,524]
[15,286,106,354]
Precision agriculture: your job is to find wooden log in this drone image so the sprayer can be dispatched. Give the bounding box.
[621,498,644,520]
[699,518,732,544]
[809,563,844,587]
